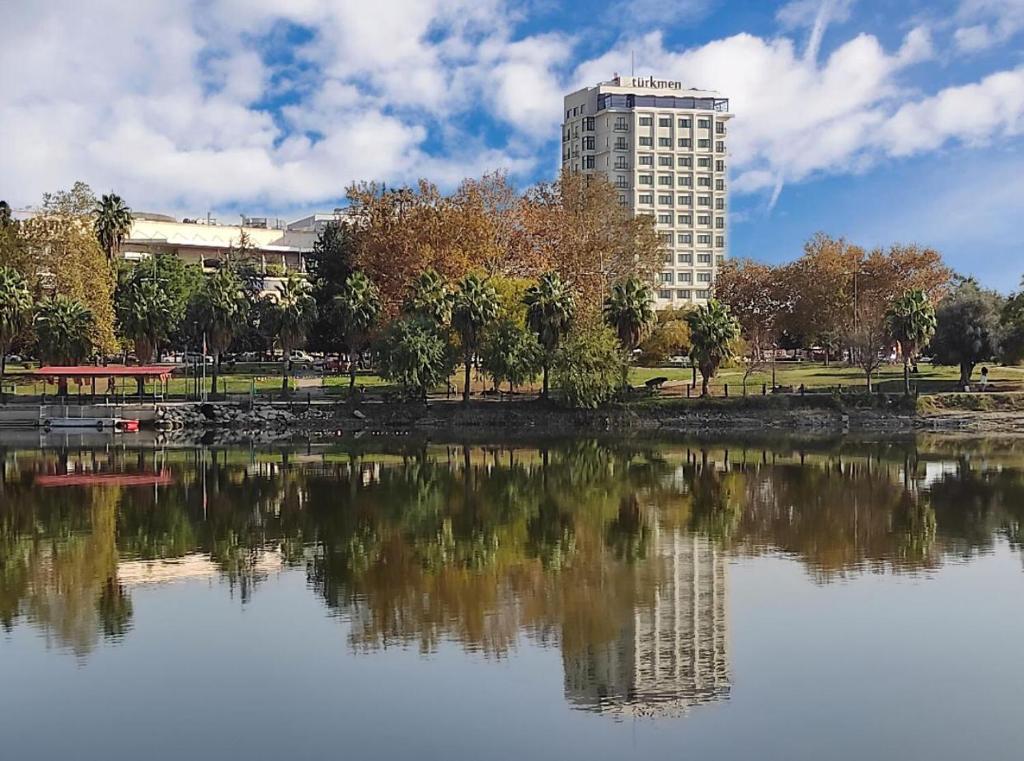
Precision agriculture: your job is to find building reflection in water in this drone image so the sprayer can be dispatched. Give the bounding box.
[564,527,730,718]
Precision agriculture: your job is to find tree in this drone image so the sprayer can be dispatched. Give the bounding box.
[603,277,655,367]
[93,193,133,263]
[376,316,454,402]
[35,296,96,394]
[686,299,740,396]
[551,321,628,409]
[335,271,381,391]
[403,268,454,327]
[115,273,175,364]
[0,201,31,277]
[637,310,691,366]
[306,221,356,354]
[886,289,937,395]
[1000,279,1024,366]
[931,279,1003,387]
[272,274,317,394]
[190,269,246,396]
[479,319,541,394]
[846,301,890,393]
[0,266,33,392]
[715,259,791,392]
[451,273,499,402]
[523,272,575,397]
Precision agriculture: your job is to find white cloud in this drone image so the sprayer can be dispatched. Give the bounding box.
[954,0,1024,52]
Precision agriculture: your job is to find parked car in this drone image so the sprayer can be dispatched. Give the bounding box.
[181,352,215,365]
[288,351,317,367]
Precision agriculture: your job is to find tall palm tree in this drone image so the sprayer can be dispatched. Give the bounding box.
[193,269,246,396]
[0,266,33,394]
[335,271,381,391]
[452,273,499,402]
[273,273,317,395]
[116,274,174,364]
[403,269,453,327]
[35,296,96,395]
[886,288,937,395]
[524,272,575,398]
[686,299,740,396]
[94,193,133,263]
[603,276,656,353]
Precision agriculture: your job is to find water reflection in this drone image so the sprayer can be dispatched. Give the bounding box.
[2,437,1024,715]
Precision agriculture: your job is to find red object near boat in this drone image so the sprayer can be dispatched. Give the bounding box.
[117,419,141,432]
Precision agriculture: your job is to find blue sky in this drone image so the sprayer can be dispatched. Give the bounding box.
[2,0,1023,289]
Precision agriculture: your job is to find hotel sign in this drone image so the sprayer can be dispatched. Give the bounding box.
[622,76,682,90]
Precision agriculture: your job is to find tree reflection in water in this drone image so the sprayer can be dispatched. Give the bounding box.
[3,437,1024,713]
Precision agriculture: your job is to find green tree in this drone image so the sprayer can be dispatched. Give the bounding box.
[190,269,246,396]
[551,321,627,409]
[115,274,174,364]
[1001,279,1024,365]
[451,273,499,402]
[0,267,33,392]
[93,193,133,264]
[931,279,1003,387]
[306,221,356,353]
[335,271,382,391]
[603,276,655,364]
[271,274,317,394]
[35,296,96,394]
[637,308,691,366]
[886,289,937,395]
[403,268,454,327]
[376,316,454,402]
[479,319,542,393]
[524,272,575,398]
[686,299,740,396]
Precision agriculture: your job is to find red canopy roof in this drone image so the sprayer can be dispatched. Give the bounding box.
[35,365,175,379]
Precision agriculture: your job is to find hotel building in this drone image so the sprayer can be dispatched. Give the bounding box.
[562,76,732,308]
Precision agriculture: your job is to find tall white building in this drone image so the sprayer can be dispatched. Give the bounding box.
[562,76,732,308]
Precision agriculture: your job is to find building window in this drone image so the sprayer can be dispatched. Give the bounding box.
[716,255,725,266]
[678,175,692,187]
[698,215,711,225]
[639,136,653,146]
[583,117,595,131]
[716,122,725,134]
[678,272,693,283]
[658,175,673,186]
[715,160,725,171]
[698,139,710,149]
[678,233,692,244]
[658,155,673,167]
[677,289,692,299]
[678,117,691,128]
[658,117,671,127]
[715,180,724,191]
[639,174,653,185]
[663,252,673,264]
[614,118,629,131]
[677,214,692,225]
[638,193,653,204]
[638,154,653,166]
[614,176,629,189]
[658,232,673,244]
[698,176,711,187]
[658,289,672,300]
[657,213,672,224]
[715,236,725,248]
[716,217,725,229]
[639,116,653,126]
[582,136,595,150]
[678,156,692,167]
[615,137,628,150]
[696,289,710,299]
[715,198,725,209]
[698,157,711,168]
[582,156,595,169]
[697,196,711,207]
[697,272,712,283]
[697,253,712,264]
[615,157,629,170]
[657,137,672,147]
[697,234,711,244]
[618,194,628,207]
[679,194,692,206]
[698,118,711,129]
[660,272,673,283]
[678,253,693,264]
[658,194,673,205]
[678,138,691,148]
[716,141,725,152]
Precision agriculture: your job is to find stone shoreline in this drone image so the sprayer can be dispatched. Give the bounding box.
[152,395,1024,444]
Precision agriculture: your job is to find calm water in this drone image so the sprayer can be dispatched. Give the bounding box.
[2,436,1024,760]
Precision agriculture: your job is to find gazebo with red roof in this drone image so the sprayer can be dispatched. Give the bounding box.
[35,365,175,397]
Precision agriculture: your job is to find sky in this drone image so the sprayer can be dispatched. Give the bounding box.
[2,0,1023,289]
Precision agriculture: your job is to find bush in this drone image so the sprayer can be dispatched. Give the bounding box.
[376,316,454,400]
[551,321,627,409]
[479,318,541,392]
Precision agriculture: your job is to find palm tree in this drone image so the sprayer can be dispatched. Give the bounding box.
[524,272,575,398]
[452,273,499,402]
[0,267,33,395]
[35,296,96,395]
[686,298,740,396]
[192,269,245,396]
[403,269,453,327]
[335,271,381,391]
[603,276,655,353]
[886,288,937,395]
[273,273,317,395]
[94,193,133,263]
[116,275,174,364]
